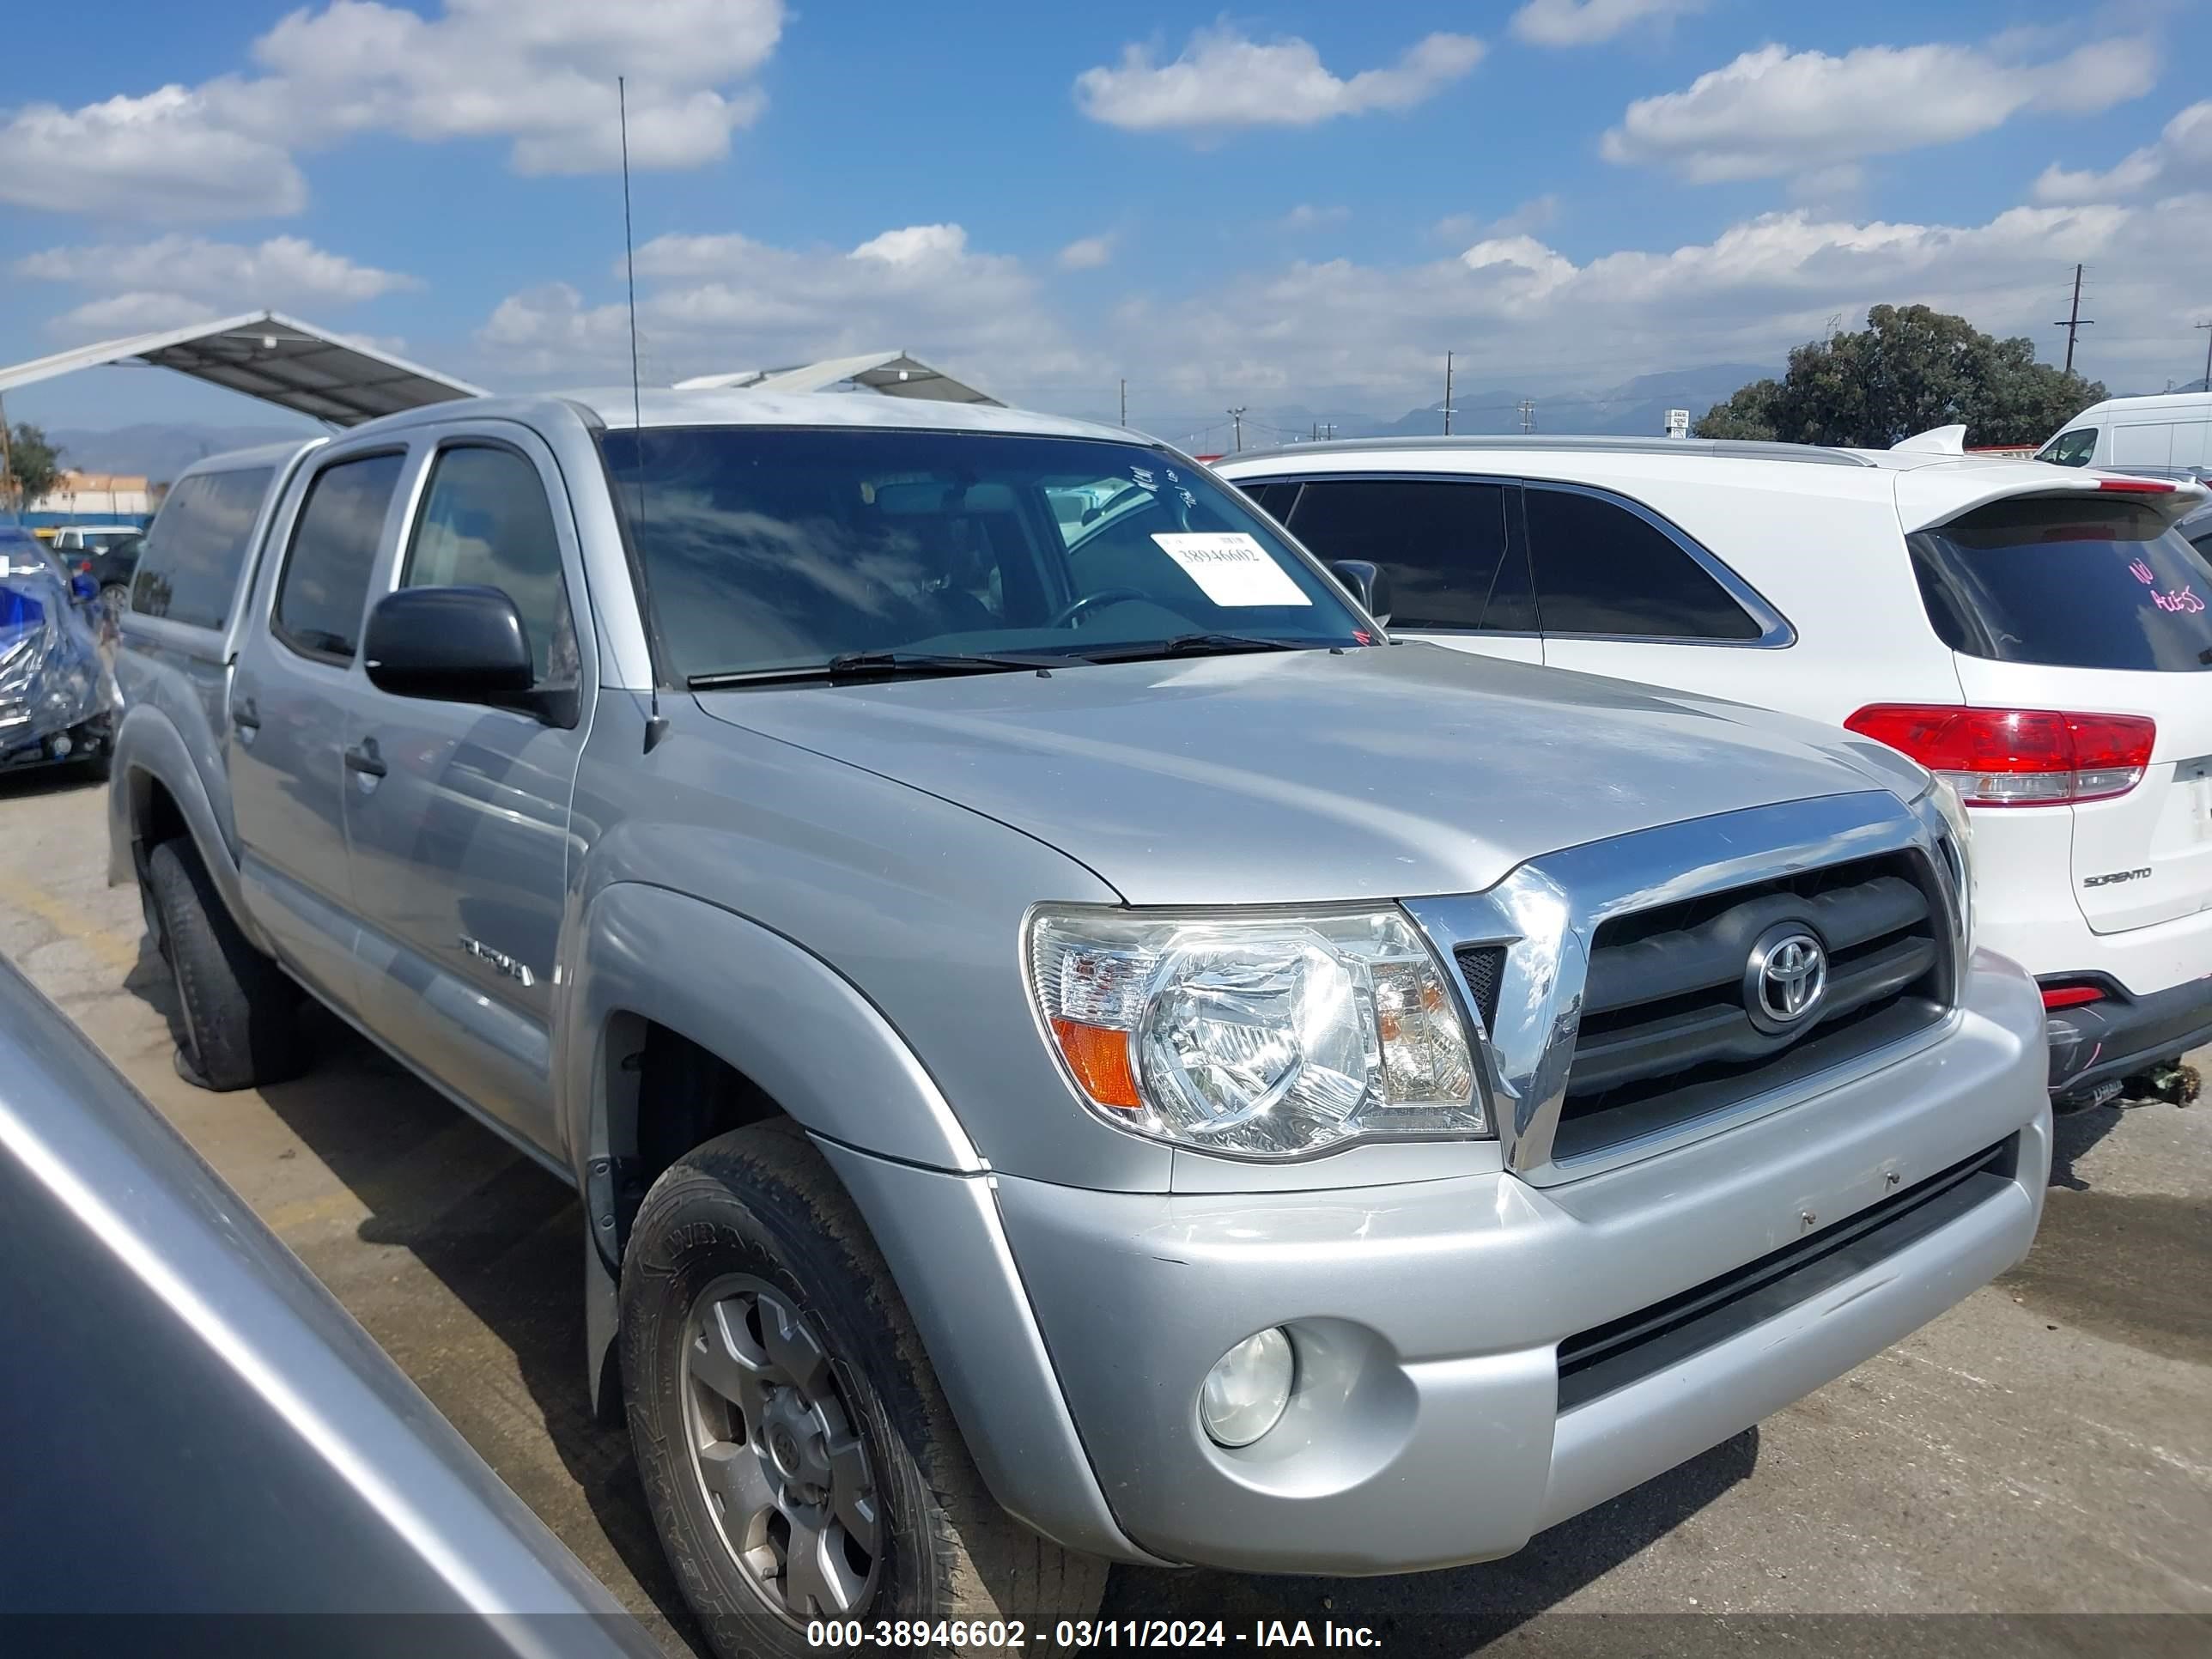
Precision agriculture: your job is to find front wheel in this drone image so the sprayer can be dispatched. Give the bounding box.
[620,1120,1107,1658]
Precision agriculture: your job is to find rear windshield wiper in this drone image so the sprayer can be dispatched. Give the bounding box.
[688,649,1079,690]
[1083,633,1310,663]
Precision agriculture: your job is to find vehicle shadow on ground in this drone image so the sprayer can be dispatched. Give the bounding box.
[118,956,708,1654]
[0,763,110,804]
[2049,1098,2131,1189]
[1101,1430,1758,1655]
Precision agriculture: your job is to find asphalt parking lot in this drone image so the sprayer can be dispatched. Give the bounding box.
[1,763,2206,1657]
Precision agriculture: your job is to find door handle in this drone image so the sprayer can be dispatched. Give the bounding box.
[343,739,387,780]
[231,696,260,732]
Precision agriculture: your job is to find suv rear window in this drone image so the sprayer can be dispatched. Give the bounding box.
[1910,496,2212,672]
[129,466,274,630]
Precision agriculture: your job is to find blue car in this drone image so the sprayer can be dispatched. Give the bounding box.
[0,524,114,778]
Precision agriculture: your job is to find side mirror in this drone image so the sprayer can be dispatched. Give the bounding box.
[363,586,534,703]
[1329,559,1392,627]
[70,572,99,605]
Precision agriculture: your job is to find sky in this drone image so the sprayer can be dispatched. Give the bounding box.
[3,0,2209,453]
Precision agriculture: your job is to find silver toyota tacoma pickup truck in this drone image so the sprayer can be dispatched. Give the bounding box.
[108,392,2050,1656]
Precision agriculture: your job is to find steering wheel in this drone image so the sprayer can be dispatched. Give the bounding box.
[1048,587,1149,629]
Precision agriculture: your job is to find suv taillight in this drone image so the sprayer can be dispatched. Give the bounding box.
[1845,705,2156,806]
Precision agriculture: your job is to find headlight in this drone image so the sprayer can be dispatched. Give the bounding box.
[1026,906,1486,1157]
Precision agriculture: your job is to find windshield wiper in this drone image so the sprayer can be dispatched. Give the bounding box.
[688,649,1080,690]
[1082,632,1310,663]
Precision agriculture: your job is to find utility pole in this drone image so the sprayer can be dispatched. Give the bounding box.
[1119,379,1127,427]
[2054,264,2093,374]
[2196,323,2212,392]
[1227,406,1247,452]
[1516,398,1535,434]
[1443,351,1455,436]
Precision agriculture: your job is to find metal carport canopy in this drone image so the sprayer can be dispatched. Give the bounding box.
[675,349,1000,405]
[0,310,485,427]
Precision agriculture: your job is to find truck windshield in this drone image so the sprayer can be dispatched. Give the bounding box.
[597,426,1370,681]
[1910,495,2212,672]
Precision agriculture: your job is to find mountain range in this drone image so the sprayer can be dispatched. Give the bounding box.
[47,422,318,483]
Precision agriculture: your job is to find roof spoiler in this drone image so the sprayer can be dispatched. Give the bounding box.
[1899,467,2209,533]
[1892,424,1967,455]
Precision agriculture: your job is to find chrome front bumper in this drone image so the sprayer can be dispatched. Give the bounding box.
[986,949,2048,1573]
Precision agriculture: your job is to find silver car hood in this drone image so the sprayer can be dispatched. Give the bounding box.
[696,643,1917,905]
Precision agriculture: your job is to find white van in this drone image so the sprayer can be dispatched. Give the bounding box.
[2038,392,2212,474]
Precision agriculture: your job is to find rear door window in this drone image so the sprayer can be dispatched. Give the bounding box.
[1523,485,1765,641]
[1281,478,1534,630]
[1910,496,2212,672]
[272,453,405,663]
[128,467,274,629]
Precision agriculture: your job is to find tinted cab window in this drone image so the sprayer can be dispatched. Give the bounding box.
[129,467,274,629]
[272,453,406,662]
[404,446,579,686]
[1524,486,1764,641]
[2036,428,2098,467]
[1273,479,1534,631]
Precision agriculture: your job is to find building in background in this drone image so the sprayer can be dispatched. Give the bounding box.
[23,470,152,532]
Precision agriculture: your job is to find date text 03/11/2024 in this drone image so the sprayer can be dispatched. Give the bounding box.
[805,1620,1384,1650]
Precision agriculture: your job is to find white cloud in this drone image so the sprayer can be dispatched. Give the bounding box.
[1279,204,1351,232]
[16,235,419,307]
[850,224,972,267]
[1434,195,1559,244]
[2036,100,2212,202]
[46,293,225,340]
[0,0,784,222]
[1057,234,1115,270]
[1511,0,1705,48]
[479,195,2212,426]
[487,222,1084,389]
[1078,196,2212,415]
[0,87,307,221]
[1603,37,2158,183]
[1074,27,1484,135]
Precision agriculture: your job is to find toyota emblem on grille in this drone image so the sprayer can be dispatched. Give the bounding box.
[1743,923,1828,1035]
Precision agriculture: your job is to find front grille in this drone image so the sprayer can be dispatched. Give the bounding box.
[1554,851,1952,1163]
[1555,1135,2016,1411]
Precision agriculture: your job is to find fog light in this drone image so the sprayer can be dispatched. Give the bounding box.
[47,734,72,759]
[1199,1328,1294,1448]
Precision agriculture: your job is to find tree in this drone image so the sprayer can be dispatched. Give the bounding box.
[1692,305,2105,448]
[2,422,64,508]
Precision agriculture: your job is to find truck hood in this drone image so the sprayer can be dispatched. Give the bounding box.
[694,643,1914,905]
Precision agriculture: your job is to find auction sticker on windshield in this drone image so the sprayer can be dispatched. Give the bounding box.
[1152,533,1311,607]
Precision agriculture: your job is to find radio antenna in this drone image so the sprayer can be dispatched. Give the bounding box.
[620,76,670,752]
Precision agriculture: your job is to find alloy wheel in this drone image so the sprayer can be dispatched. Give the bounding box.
[680,1273,882,1624]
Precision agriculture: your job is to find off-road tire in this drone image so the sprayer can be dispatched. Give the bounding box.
[621,1119,1109,1658]
[146,837,307,1091]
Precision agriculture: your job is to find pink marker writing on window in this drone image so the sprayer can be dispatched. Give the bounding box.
[2130,559,2155,585]
[2153,585,2205,615]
